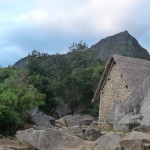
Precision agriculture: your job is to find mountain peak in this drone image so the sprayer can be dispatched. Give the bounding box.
[120,30,129,34]
[91,31,150,61]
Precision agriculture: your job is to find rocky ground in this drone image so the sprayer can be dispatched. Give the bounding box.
[0,137,26,150]
[2,109,150,150]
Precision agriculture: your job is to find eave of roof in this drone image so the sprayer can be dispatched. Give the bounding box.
[92,55,115,102]
[92,54,150,102]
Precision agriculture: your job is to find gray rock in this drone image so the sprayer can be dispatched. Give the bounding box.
[85,128,101,141]
[67,126,85,138]
[16,128,82,150]
[53,107,72,119]
[67,125,100,141]
[81,145,86,150]
[107,76,150,131]
[29,109,55,129]
[57,114,95,127]
[119,131,150,150]
[133,125,150,133]
[88,122,99,129]
[113,123,136,132]
[119,139,145,150]
[0,146,12,150]
[91,31,150,61]
[0,146,26,150]
[93,132,124,150]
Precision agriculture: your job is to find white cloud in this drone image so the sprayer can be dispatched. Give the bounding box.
[11,0,143,34]
[1,0,150,66]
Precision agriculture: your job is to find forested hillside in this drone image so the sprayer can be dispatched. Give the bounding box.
[15,31,150,68]
[0,42,105,135]
[1,31,149,136]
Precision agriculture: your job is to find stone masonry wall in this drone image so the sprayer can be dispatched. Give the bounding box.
[99,63,130,128]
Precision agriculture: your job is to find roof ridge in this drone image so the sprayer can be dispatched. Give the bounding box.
[92,54,150,102]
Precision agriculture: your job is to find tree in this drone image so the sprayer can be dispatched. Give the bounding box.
[0,67,45,135]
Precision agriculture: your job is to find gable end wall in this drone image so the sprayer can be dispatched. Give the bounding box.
[99,63,130,128]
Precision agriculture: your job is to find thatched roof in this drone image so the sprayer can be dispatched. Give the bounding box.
[92,54,150,102]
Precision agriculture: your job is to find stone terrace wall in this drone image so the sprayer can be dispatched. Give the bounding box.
[99,63,130,128]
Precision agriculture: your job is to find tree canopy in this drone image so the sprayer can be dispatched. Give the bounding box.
[0,41,105,135]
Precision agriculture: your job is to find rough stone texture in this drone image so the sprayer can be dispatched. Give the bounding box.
[133,125,150,133]
[85,128,101,141]
[99,64,130,128]
[67,126,85,139]
[123,131,150,141]
[107,75,150,131]
[119,139,145,150]
[53,106,72,119]
[0,146,26,150]
[88,122,99,129]
[57,114,95,127]
[0,146,13,150]
[29,109,55,129]
[67,125,101,141]
[93,132,124,150]
[81,145,86,150]
[16,128,82,150]
[91,31,150,61]
[119,131,150,150]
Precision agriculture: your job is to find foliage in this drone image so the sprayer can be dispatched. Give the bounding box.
[0,68,45,135]
[26,42,105,115]
[0,41,105,135]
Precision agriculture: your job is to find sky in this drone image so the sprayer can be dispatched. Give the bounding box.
[0,0,150,67]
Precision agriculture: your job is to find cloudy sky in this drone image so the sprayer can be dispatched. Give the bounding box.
[0,0,150,67]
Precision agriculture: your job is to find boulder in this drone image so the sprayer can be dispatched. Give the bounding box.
[29,109,55,129]
[53,107,72,119]
[107,76,150,131]
[81,145,86,150]
[119,139,146,150]
[119,131,150,150]
[93,132,124,150]
[133,125,150,133]
[88,121,99,129]
[67,126,85,139]
[16,128,82,150]
[67,125,101,141]
[85,128,101,141]
[0,146,12,150]
[123,131,150,140]
[57,114,95,127]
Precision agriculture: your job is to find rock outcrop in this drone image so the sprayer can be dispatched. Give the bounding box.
[119,131,150,150]
[53,106,72,119]
[67,125,101,140]
[93,132,124,150]
[16,128,82,150]
[29,109,55,129]
[56,114,95,127]
[91,31,150,61]
[107,75,150,131]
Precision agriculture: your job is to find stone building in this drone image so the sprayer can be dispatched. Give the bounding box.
[92,54,150,130]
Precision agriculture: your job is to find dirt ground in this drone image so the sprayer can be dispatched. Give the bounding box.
[0,137,26,150]
[0,137,17,146]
